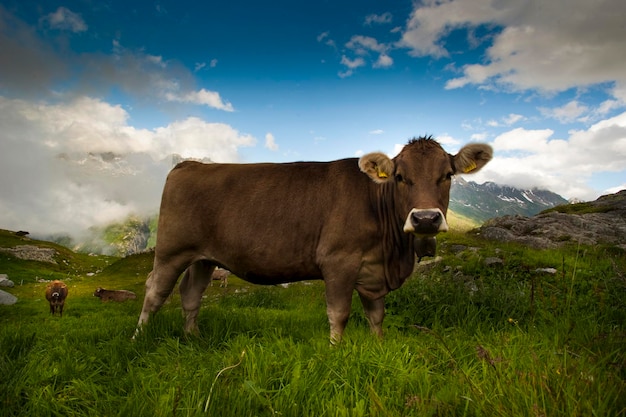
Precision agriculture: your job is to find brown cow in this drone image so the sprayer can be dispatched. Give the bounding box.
[94,287,137,302]
[209,268,230,287]
[136,137,492,343]
[45,280,68,316]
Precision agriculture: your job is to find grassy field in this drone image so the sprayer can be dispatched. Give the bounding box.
[0,229,625,416]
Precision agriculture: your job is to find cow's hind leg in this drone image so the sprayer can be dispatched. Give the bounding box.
[136,258,190,334]
[179,260,215,335]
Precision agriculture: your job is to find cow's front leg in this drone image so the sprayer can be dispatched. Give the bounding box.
[324,281,354,345]
[358,293,385,338]
[179,261,215,335]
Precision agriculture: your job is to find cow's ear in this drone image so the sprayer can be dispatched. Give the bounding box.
[359,152,394,184]
[453,143,493,174]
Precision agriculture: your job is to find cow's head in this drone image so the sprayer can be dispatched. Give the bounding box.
[359,137,492,240]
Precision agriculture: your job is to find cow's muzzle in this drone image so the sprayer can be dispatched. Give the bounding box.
[403,208,448,236]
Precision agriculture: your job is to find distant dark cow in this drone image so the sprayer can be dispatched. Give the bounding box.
[209,268,230,287]
[137,137,492,342]
[94,287,137,302]
[45,280,68,316]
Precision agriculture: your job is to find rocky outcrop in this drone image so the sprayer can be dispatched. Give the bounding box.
[472,190,626,249]
[0,245,58,264]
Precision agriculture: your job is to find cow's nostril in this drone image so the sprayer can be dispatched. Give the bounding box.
[411,209,443,233]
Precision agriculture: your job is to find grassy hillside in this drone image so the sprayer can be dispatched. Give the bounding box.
[446,209,479,231]
[1,230,625,416]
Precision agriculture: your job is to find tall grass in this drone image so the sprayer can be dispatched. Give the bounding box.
[1,231,625,416]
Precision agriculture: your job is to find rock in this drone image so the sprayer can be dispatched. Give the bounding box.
[473,190,626,248]
[0,289,17,305]
[414,256,443,273]
[448,244,468,254]
[0,245,58,264]
[535,267,557,274]
[0,274,14,287]
[484,257,504,267]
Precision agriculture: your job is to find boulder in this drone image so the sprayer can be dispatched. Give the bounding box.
[0,274,14,287]
[0,289,17,305]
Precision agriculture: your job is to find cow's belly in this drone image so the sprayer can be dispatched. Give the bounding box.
[239,271,322,285]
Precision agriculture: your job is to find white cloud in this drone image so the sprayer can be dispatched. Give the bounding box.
[165,88,234,111]
[486,113,526,127]
[347,36,388,55]
[365,13,392,26]
[374,54,393,68]
[436,134,461,146]
[40,7,87,33]
[470,112,626,200]
[398,0,626,102]
[265,132,279,151]
[369,129,384,135]
[318,32,336,49]
[339,55,366,77]
[503,113,524,125]
[539,101,589,123]
[340,35,393,75]
[0,95,255,237]
[605,184,626,194]
[470,133,488,141]
[340,55,365,69]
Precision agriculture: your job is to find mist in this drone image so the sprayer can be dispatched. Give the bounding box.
[0,96,255,241]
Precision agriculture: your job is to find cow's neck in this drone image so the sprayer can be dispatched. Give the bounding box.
[376,184,416,290]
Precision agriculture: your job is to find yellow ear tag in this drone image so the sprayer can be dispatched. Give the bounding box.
[463,161,477,173]
[377,169,388,179]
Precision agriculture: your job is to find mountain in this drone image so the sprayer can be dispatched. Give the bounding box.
[449,177,568,223]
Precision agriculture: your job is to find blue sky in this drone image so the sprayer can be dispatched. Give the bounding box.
[1,0,625,236]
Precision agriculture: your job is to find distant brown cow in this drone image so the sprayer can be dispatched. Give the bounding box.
[94,287,137,302]
[209,269,230,287]
[45,280,68,316]
[137,136,492,343]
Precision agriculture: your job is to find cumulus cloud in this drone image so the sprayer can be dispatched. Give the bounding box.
[265,133,279,151]
[0,95,255,237]
[397,0,626,102]
[468,112,626,200]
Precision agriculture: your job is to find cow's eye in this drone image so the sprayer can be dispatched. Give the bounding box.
[395,173,404,183]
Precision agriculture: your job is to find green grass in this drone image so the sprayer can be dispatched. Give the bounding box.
[539,199,617,215]
[1,230,625,416]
